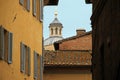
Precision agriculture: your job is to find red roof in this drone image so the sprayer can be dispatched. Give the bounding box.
[44,50,92,67]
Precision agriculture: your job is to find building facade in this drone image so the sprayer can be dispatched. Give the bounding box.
[44,50,92,80]
[0,0,58,80]
[86,0,120,80]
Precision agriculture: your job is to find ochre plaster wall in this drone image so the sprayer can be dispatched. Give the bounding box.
[0,0,42,80]
[44,72,92,80]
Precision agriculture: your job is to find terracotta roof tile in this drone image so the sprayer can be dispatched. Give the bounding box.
[44,50,92,66]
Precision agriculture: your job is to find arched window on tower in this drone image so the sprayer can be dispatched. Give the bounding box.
[55,28,58,35]
[59,28,61,35]
[51,28,53,35]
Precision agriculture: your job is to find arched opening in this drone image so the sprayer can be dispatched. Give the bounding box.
[55,28,58,35]
[59,28,61,35]
[51,28,53,35]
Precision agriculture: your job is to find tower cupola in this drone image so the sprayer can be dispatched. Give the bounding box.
[49,11,63,37]
[44,11,63,46]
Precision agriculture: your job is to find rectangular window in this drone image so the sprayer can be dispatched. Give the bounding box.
[19,0,30,12]
[0,26,13,64]
[34,51,38,79]
[34,51,42,80]
[0,26,4,60]
[19,0,24,5]
[27,0,30,11]
[4,30,9,62]
[20,42,31,76]
[32,0,43,22]
[33,0,36,16]
[40,0,43,21]
[36,0,40,20]
[8,32,13,64]
[40,55,43,80]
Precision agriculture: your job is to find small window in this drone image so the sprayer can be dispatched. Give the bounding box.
[59,28,61,35]
[32,0,36,16]
[51,28,53,35]
[55,28,58,35]
[40,0,43,21]
[0,26,13,64]
[32,0,43,22]
[34,51,43,80]
[40,55,43,80]
[36,0,40,20]
[19,0,30,12]
[20,42,31,76]
[0,26,4,60]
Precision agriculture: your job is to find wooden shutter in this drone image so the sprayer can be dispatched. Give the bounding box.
[40,0,43,21]
[37,54,40,80]
[25,46,28,75]
[20,0,24,5]
[33,0,36,16]
[27,0,30,11]
[40,55,43,80]
[8,32,13,64]
[34,51,38,79]
[23,44,26,73]
[20,42,25,73]
[28,47,31,76]
[0,26,4,60]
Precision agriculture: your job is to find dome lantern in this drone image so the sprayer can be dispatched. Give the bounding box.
[44,11,63,46]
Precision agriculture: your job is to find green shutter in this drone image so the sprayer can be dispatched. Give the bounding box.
[28,47,31,76]
[33,0,36,16]
[40,0,43,21]
[20,42,25,73]
[0,26,4,60]
[19,0,24,5]
[34,51,38,79]
[27,0,30,11]
[8,32,13,64]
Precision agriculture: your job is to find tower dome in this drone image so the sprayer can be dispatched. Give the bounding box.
[44,11,63,46]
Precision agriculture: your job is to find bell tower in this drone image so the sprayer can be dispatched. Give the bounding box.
[49,11,63,37]
[44,10,63,47]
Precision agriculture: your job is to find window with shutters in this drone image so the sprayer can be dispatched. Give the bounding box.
[34,51,43,80]
[20,42,31,76]
[40,55,43,80]
[32,0,43,22]
[0,26,13,64]
[40,0,43,21]
[19,0,30,12]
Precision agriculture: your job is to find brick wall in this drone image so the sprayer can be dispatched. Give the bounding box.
[59,34,92,50]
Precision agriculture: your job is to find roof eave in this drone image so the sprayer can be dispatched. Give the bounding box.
[85,0,92,4]
[44,65,91,69]
[54,31,92,44]
[44,0,59,6]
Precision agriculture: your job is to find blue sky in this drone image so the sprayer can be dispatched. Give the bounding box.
[43,0,92,39]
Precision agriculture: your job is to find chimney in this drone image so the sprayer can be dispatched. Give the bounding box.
[76,28,86,36]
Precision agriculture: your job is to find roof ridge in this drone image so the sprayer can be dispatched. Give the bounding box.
[55,31,92,43]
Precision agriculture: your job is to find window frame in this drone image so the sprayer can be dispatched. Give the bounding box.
[19,0,30,12]
[0,26,13,64]
[20,42,31,76]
